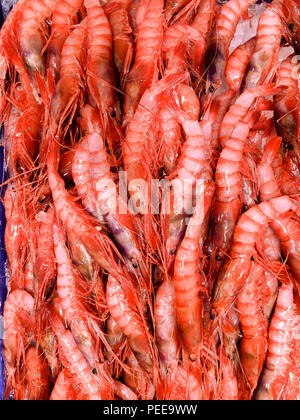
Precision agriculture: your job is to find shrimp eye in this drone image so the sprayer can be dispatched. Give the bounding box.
[92,369,97,375]
[209,85,215,93]
[289,23,295,31]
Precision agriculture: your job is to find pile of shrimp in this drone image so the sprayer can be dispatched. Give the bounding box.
[0,0,300,400]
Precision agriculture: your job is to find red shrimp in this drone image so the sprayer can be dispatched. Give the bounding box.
[174,184,215,360]
[205,0,257,96]
[47,141,119,273]
[3,289,35,391]
[35,208,56,302]
[123,0,164,126]
[208,115,254,284]
[219,84,279,148]
[66,229,95,281]
[162,105,213,257]
[226,37,256,93]
[84,0,118,122]
[49,19,86,134]
[50,369,78,400]
[49,308,102,400]
[123,72,186,212]
[255,283,296,400]
[160,365,202,400]
[113,379,138,400]
[192,0,217,41]
[243,0,294,89]
[104,1,134,86]
[47,0,83,82]
[237,262,268,396]
[106,275,153,374]
[123,352,155,400]
[18,0,59,79]
[212,196,298,319]
[155,280,179,369]
[17,346,50,400]
[72,125,141,265]
[219,350,239,400]
[165,0,192,22]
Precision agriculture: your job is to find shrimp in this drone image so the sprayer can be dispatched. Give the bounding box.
[47,0,83,82]
[236,262,268,396]
[84,0,118,123]
[208,115,253,284]
[212,196,298,319]
[243,0,294,90]
[255,283,296,400]
[155,280,179,369]
[225,37,256,93]
[50,370,78,400]
[219,84,279,149]
[162,105,213,257]
[174,184,215,360]
[192,0,217,41]
[219,350,239,400]
[3,289,35,393]
[49,308,102,400]
[18,0,59,79]
[160,365,202,400]
[165,0,192,22]
[53,220,100,369]
[123,352,155,400]
[104,1,134,86]
[17,346,50,400]
[106,275,153,374]
[123,0,164,126]
[113,379,138,400]
[49,19,86,134]
[72,119,141,265]
[47,141,120,274]
[35,208,56,302]
[66,230,95,281]
[205,0,257,96]
[123,72,186,212]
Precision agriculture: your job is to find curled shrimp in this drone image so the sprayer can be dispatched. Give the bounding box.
[123,0,164,126]
[205,0,257,96]
[47,0,83,82]
[236,262,268,397]
[49,308,102,400]
[106,274,153,375]
[255,283,296,400]
[174,184,215,361]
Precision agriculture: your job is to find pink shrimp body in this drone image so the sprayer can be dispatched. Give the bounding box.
[226,37,256,92]
[174,185,214,360]
[213,196,297,317]
[155,280,179,368]
[123,0,164,124]
[50,369,78,400]
[258,136,282,202]
[49,309,102,400]
[192,0,217,41]
[47,0,83,81]
[85,0,117,117]
[237,262,268,394]
[219,351,239,400]
[35,208,56,302]
[243,0,292,89]
[18,0,59,77]
[3,289,34,378]
[165,0,191,22]
[162,365,202,400]
[113,379,138,400]
[106,275,153,374]
[255,283,295,400]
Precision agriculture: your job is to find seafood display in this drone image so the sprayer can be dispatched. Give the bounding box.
[0,0,300,400]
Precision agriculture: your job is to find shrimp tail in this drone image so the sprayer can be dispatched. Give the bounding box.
[260,136,282,167]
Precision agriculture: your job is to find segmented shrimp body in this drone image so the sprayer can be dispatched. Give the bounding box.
[104,1,133,86]
[17,346,50,400]
[226,37,256,92]
[47,0,83,81]
[18,0,59,78]
[50,370,78,400]
[35,208,56,302]
[174,184,214,360]
[165,0,191,22]
[206,0,257,95]
[123,0,164,125]
[243,0,293,89]
[219,351,238,400]
[49,309,102,400]
[255,283,296,400]
[213,196,298,318]
[237,262,268,395]
[3,289,35,384]
[192,0,217,41]
[106,275,153,374]
[85,0,118,120]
